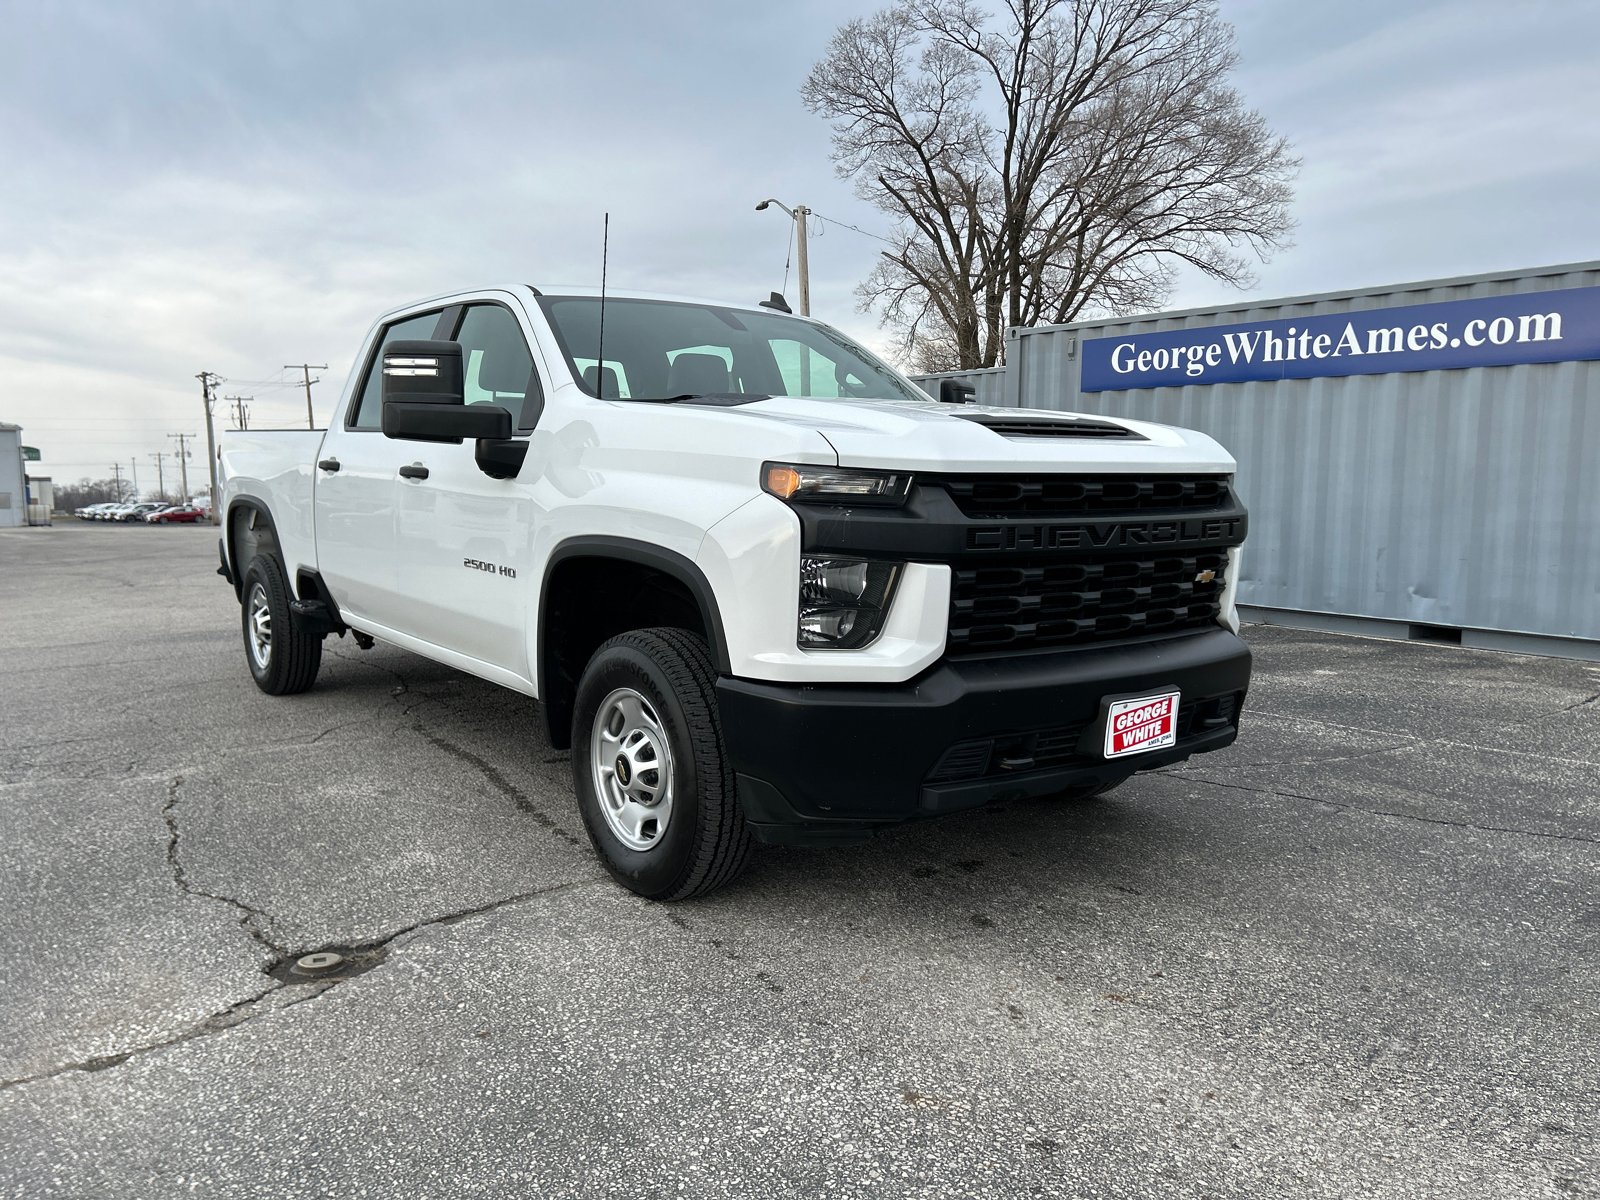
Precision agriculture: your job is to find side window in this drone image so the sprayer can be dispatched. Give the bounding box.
[455,304,543,429]
[348,311,443,429]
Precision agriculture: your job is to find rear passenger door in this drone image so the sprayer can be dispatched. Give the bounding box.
[392,299,544,677]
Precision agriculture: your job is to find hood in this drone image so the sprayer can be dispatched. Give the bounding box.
[727,398,1236,474]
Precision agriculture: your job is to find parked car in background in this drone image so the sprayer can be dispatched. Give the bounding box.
[147,505,206,524]
[76,502,121,519]
[116,503,167,523]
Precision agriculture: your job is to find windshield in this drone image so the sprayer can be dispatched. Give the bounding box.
[537,296,928,403]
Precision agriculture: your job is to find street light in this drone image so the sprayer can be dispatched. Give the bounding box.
[756,198,811,317]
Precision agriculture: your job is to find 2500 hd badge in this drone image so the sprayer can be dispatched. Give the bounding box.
[464,558,515,577]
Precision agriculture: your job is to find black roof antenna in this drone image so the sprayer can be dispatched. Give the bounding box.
[758,291,792,314]
[596,212,610,398]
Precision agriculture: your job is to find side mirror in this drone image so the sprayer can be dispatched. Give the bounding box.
[381,339,512,443]
[939,379,977,405]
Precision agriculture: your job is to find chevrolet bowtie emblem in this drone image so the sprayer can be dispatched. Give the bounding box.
[1195,569,1216,584]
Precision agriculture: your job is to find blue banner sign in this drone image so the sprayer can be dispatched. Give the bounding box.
[1080,285,1600,391]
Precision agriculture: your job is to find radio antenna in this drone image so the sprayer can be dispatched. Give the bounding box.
[596,212,609,397]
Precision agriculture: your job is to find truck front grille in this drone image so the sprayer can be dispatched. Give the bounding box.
[942,474,1231,519]
[947,552,1228,654]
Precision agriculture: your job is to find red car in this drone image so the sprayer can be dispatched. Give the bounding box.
[146,505,206,524]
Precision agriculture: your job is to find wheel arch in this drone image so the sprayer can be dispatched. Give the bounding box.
[224,495,284,602]
[538,536,731,750]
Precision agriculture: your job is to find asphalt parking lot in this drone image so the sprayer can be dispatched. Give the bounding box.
[1,521,1596,1199]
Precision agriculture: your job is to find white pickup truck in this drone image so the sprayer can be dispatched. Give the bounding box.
[218,285,1251,900]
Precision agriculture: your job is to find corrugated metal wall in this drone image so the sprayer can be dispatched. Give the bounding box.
[912,261,1600,644]
[908,366,1010,407]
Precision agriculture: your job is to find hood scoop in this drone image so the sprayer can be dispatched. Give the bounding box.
[950,412,1145,440]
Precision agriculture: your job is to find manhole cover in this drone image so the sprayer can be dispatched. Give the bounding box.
[267,946,387,985]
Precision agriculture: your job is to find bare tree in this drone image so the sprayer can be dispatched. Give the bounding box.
[803,0,1298,371]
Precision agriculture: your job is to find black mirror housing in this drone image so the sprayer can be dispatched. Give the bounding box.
[381,339,464,406]
[383,402,513,443]
[939,379,977,405]
[476,438,529,480]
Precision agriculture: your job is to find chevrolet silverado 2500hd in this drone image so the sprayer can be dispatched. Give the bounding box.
[217,286,1251,900]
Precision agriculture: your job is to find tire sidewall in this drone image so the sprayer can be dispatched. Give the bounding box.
[241,556,287,692]
[572,642,704,898]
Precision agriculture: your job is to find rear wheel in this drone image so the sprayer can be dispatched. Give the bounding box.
[240,554,322,695]
[571,629,752,901]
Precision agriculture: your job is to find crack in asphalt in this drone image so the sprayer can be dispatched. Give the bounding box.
[0,665,603,1096]
[162,775,286,959]
[0,876,602,1094]
[380,670,588,852]
[1173,773,1600,847]
[4,616,593,1094]
[1191,741,1420,771]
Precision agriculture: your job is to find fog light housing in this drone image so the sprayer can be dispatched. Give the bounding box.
[798,556,901,649]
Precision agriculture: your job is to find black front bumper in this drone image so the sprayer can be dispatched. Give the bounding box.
[717,628,1251,846]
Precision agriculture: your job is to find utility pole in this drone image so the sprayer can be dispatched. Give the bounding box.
[197,371,222,524]
[150,452,168,502]
[131,458,139,500]
[285,364,327,430]
[755,199,812,316]
[111,463,125,501]
[224,395,251,430]
[168,433,195,503]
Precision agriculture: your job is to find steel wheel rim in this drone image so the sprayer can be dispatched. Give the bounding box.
[247,582,272,670]
[590,687,674,851]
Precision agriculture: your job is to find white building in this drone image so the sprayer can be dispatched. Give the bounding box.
[0,423,24,529]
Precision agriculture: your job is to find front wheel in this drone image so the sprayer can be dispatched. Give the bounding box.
[240,554,322,695]
[571,629,752,901]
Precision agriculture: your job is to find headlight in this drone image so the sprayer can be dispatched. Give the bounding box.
[798,556,901,650]
[763,462,911,506]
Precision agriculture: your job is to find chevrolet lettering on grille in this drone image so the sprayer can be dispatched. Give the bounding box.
[965,516,1246,552]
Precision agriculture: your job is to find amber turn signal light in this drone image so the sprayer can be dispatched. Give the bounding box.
[765,466,803,498]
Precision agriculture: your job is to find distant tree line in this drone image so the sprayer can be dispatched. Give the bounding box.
[53,478,135,511]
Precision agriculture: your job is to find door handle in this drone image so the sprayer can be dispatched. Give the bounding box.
[318,458,341,472]
[399,464,429,480]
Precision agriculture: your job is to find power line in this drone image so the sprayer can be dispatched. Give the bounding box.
[809,210,895,245]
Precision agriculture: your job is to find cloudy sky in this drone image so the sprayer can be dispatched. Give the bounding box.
[4,0,1598,484]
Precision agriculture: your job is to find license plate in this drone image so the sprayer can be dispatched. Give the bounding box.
[1104,691,1181,758]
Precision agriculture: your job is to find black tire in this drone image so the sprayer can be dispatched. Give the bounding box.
[157,516,169,524]
[240,554,322,695]
[571,628,753,901]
